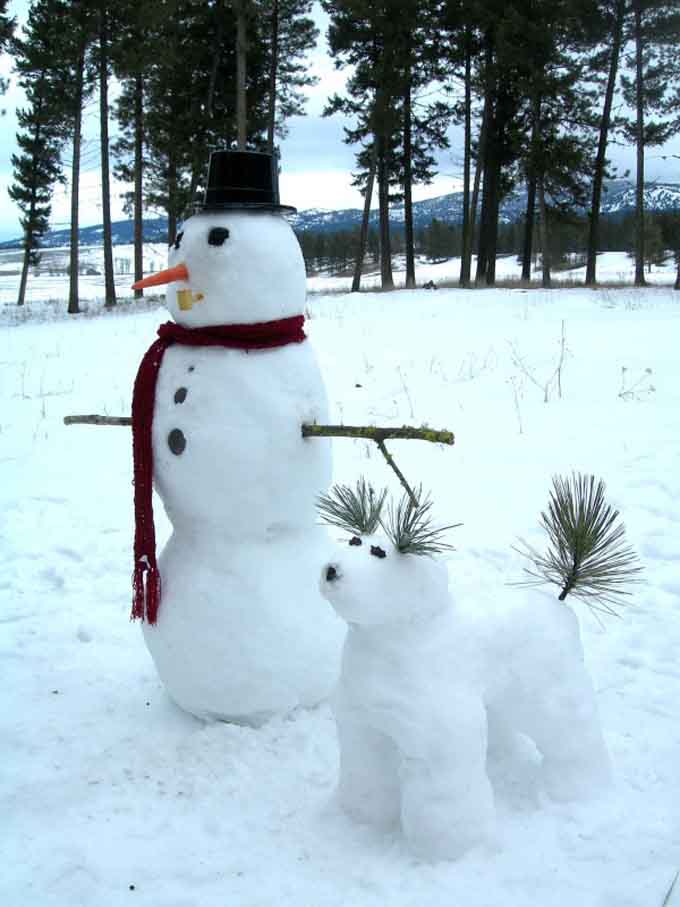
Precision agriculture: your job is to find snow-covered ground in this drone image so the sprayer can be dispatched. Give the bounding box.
[2,269,680,905]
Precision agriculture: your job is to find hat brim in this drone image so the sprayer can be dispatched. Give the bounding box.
[194,201,297,215]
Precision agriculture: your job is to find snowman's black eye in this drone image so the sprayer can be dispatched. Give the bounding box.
[171,231,184,251]
[349,536,362,547]
[370,545,387,559]
[208,227,230,246]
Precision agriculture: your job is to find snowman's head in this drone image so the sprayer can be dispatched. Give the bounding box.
[318,482,457,628]
[321,529,451,628]
[133,211,306,327]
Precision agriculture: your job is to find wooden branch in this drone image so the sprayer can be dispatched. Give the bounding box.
[63,417,455,506]
[300,424,454,445]
[301,424,455,506]
[64,416,456,448]
[64,414,132,426]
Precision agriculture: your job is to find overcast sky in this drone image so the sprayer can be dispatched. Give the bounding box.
[0,0,679,242]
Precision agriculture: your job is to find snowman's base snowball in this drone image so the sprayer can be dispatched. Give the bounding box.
[143,529,345,724]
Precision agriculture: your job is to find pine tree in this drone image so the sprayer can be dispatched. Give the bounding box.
[439,0,484,286]
[96,0,116,307]
[620,0,677,287]
[585,0,627,286]
[64,4,96,315]
[112,0,164,295]
[8,0,70,307]
[141,1,278,244]
[323,1,398,290]
[323,0,447,291]
[0,0,15,99]
[259,0,319,152]
[473,2,531,287]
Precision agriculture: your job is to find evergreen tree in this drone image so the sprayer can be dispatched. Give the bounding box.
[323,0,447,291]
[473,2,531,286]
[62,1,96,315]
[112,0,164,294]
[0,0,15,99]
[439,0,484,286]
[323,2,398,290]
[95,0,116,307]
[585,0,627,286]
[259,0,318,152]
[620,0,677,286]
[627,213,667,271]
[8,0,70,307]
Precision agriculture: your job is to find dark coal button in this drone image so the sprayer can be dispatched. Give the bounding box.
[168,429,186,455]
[174,387,188,404]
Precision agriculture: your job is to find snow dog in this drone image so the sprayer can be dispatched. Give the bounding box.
[319,491,611,861]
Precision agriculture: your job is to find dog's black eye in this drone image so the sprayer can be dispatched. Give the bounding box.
[370,545,387,559]
[171,231,184,251]
[349,536,362,547]
[208,227,230,246]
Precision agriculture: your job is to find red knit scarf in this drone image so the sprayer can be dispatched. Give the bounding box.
[131,316,306,624]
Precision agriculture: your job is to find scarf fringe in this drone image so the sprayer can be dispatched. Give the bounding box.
[132,562,161,624]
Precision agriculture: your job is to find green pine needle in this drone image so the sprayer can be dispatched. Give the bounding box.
[382,487,460,557]
[514,472,644,615]
[317,477,387,536]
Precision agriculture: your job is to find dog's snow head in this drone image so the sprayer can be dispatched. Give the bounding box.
[321,529,451,627]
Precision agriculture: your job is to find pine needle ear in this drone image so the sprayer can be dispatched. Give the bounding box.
[317,477,387,536]
[382,486,460,556]
[513,472,644,616]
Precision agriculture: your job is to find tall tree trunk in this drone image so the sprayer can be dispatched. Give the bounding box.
[99,6,116,307]
[459,38,472,287]
[467,111,486,276]
[352,142,377,293]
[206,1,224,120]
[585,0,625,286]
[266,0,279,154]
[234,0,248,150]
[633,0,646,287]
[403,64,415,290]
[475,37,494,285]
[486,154,500,286]
[377,134,394,291]
[521,173,536,281]
[133,72,144,297]
[538,174,551,288]
[18,244,31,307]
[476,125,497,285]
[68,47,85,316]
[167,155,178,247]
[522,94,540,281]
[188,2,225,200]
[17,112,42,307]
[675,258,680,290]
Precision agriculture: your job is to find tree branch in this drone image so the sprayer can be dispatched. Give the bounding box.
[64,414,132,426]
[301,424,455,506]
[300,424,454,445]
[63,417,455,503]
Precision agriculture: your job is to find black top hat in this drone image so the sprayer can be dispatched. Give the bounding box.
[197,150,296,214]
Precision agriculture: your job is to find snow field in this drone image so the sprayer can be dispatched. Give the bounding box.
[2,283,680,906]
[1,243,677,311]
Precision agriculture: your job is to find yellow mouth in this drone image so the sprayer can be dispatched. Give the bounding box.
[177,290,205,311]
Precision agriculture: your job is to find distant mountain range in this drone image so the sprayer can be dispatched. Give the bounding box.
[2,180,679,250]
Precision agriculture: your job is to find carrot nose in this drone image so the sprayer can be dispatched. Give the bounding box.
[132,263,189,290]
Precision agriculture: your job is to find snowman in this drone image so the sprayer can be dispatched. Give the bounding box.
[130,150,343,724]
